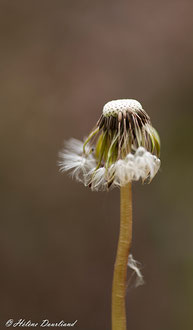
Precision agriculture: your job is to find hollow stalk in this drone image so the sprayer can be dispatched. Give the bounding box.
[112,182,132,330]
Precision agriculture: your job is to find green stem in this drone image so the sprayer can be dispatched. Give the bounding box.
[83,127,99,153]
[112,183,132,330]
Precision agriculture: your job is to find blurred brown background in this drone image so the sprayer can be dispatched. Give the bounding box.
[1,0,193,329]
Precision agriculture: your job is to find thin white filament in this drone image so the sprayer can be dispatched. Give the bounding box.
[127,254,144,288]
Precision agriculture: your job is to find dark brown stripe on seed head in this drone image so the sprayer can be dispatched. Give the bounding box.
[126,112,135,131]
[103,118,107,131]
[136,115,143,128]
[99,116,105,129]
[108,117,112,130]
[112,116,118,130]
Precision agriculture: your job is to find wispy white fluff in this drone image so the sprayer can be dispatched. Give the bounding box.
[112,147,160,187]
[87,167,107,191]
[127,254,144,288]
[58,139,96,184]
[113,159,129,186]
[63,138,91,155]
[59,142,160,190]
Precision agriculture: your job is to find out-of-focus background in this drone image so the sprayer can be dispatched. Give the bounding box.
[1,1,193,329]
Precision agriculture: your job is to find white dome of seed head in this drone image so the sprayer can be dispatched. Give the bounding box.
[103,99,143,117]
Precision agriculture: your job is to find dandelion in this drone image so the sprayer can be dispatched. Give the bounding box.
[59,99,161,330]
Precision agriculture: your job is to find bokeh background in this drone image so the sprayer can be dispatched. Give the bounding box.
[1,1,193,329]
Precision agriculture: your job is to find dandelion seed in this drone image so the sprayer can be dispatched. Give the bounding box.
[127,254,144,288]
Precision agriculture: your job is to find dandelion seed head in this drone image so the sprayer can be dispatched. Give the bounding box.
[58,99,161,190]
[103,99,143,117]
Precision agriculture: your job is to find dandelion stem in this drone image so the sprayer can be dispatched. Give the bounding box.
[112,182,132,330]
